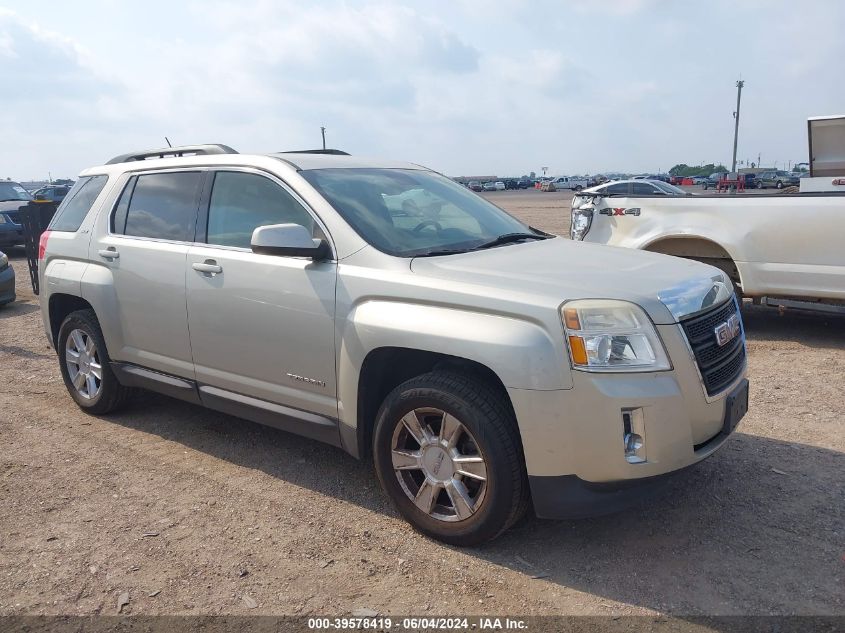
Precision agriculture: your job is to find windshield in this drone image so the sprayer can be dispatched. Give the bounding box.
[0,182,33,202]
[653,181,688,195]
[301,168,539,257]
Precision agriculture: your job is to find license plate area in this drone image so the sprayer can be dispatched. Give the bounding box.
[723,379,749,435]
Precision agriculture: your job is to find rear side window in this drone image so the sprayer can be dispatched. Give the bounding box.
[49,175,108,232]
[123,172,202,241]
[206,171,314,248]
[606,182,629,194]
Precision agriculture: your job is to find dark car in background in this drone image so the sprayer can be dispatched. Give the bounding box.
[32,185,71,203]
[702,172,728,190]
[0,250,14,306]
[0,181,32,248]
[740,173,760,189]
[755,170,800,189]
[467,181,483,191]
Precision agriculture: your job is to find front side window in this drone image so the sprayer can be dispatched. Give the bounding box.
[206,171,314,248]
[301,168,535,257]
[653,181,688,195]
[49,175,108,232]
[124,172,202,241]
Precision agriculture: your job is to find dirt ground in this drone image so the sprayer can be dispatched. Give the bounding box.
[0,189,842,617]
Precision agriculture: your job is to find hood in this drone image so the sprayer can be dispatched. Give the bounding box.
[0,200,30,215]
[410,237,729,324]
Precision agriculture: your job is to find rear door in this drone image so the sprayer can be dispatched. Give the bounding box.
[185,168,338,421]
[92,170,204,378]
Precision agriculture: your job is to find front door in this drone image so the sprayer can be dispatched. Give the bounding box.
[185,169,338,421]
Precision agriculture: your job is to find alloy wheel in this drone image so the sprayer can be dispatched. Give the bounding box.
[65,328,102,400]
[391,407,488,522]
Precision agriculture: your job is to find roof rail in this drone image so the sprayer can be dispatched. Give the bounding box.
[105,144,239,165]
[278,149,350,156]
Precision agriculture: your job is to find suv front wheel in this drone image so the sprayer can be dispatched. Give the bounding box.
[57,309,132,414]
[372,371,529,546]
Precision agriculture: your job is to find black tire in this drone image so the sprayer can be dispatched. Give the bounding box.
[573,185,583,191]
[57,309,132,415]
[776,181,783,189]
[756,181,764,189]
[372,371,529,546]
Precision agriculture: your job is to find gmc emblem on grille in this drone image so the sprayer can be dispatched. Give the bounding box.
[714,314,741,347]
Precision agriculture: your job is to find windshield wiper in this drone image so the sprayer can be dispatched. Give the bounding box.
[413,232,550,258]
[472,232,550,250]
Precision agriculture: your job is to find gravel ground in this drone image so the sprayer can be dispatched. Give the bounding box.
[0,189,842,617]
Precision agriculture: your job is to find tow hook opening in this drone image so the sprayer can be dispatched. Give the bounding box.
[622,408,647,464]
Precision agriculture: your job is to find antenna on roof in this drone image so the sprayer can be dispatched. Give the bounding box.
[165,137,173,148]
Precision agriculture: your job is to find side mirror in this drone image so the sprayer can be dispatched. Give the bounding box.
[250,224,330,260]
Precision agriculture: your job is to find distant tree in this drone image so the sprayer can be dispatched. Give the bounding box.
[669,163,728,177]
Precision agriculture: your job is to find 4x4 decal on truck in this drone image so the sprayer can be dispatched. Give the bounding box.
[599,207,641,216]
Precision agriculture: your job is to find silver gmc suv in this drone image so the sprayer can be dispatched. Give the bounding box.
[39,145,749,545]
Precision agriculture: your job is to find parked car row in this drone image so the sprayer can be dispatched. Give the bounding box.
[465,178,533,191]
[0,180,32,248]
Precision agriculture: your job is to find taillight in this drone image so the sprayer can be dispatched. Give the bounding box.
[38,230,52,260]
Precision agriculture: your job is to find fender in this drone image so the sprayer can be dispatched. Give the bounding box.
[639,232,741,264]
[335,299,572,436]
[78,262,127,359]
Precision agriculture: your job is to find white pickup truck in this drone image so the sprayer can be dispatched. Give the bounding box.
[571,115,845,314]
[550,176,591,191]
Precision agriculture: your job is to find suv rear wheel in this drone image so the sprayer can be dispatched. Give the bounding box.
[58,309,132,414]
[372,371,529,545]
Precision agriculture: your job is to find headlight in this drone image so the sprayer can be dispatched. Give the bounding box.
[561,299,670,372]
[0,253,7,270]
[570,206,593,240]
[0,214,7,224]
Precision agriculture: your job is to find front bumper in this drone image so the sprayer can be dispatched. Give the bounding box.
[0,221,24,246]
[511,322,747,519]
[0,264,15,305]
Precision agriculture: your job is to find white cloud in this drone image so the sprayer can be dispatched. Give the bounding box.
[1,0,844,179]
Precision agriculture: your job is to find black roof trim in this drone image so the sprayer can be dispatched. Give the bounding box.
[105,144,239,165]
[278,149,350,156]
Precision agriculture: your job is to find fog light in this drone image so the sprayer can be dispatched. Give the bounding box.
[622,408,647,463]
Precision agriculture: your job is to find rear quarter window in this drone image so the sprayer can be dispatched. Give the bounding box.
[48,175,109,232]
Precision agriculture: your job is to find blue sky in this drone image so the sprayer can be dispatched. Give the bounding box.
[2,0,843,180]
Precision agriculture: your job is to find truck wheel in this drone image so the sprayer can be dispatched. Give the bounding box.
[372,371,529,546]
[57,309,132,415]
[573,185,583,191]
[756,181,764,189]
[776,181,783,189]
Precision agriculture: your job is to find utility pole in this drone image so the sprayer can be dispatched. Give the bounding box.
[731,80,744,173]
[320,126,326,150]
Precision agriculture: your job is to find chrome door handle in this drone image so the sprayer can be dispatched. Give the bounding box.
[192,261,223,274]
[98,248,119,260]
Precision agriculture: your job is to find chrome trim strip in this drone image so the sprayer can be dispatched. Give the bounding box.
[658,273,734,321]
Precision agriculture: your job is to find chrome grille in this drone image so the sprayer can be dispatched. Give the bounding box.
[681,298,746,396]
